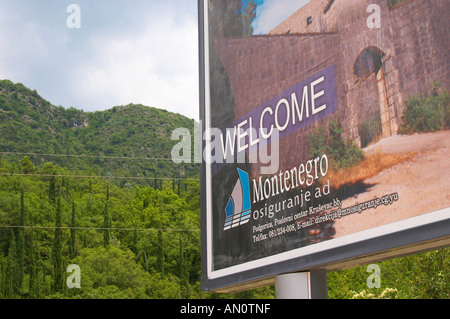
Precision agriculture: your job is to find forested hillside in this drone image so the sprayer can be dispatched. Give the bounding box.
[0,162,202,298]
[0,80,274,299]
[0,80,207,298]
[0,79,197,183]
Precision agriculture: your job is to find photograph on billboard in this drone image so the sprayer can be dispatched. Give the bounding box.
[200,0,449,291]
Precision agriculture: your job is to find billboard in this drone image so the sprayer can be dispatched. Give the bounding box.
[199,0,450,292]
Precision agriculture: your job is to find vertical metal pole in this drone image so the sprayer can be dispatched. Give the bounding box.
[275,270,328,299]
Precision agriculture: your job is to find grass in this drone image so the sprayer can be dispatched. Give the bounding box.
[325,151,416,190]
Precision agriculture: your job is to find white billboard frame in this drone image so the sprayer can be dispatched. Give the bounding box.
[198,0,450,293]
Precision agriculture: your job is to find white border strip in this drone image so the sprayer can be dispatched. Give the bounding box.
[203,0,214,277]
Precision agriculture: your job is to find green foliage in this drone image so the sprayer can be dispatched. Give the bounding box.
[387,0,409,9]
[0,80,198,184]
[69,201,76,259]
[103,185,111,248]
[399,83,450,134]
[19,156,36,175]
[66,246,175,299]
[0,154,204,299]
[4,233,20,297]
[308,125,327,159]
[52,197,64,293]
[328,248,450,299]
[309,119,364,171]
[359,115,382,148]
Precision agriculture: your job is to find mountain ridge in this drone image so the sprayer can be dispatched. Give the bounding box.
[0,79,198,183]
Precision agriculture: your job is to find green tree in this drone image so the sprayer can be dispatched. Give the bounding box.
[327,248,450,299]
[177,236,190,298]
[308,125,327,159]
[397,248,449,298]
[52,197,64,293]
[27,222,38,298]
[156,230,165,274]
[16,187,26,288]
[0,257,5,298]
[132,222,138,255]
[172,172,176,192]
[399,84,449,134]
[66,246,182,299]
[103,185,111,248]
[49,174,57,205]
[5,232,20,297]
[309,119,363,171]
[19,156,36,175]
[69,200,76,259]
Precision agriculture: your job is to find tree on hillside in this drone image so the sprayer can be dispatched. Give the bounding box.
[27,219,38,299]
[4,231,20,297]
[69,200,77,259]
[52,197,64,293]
[65,246,182,299]
[103,185,111,248]
[16,187,26,289]
[19,156,36,175]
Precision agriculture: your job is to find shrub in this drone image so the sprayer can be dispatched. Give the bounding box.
[309,119,364,171]
[387,0,408,9]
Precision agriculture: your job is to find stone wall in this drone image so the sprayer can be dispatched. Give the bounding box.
[214,33,343,172]
[389,0,450,99]
[212,0,449,172]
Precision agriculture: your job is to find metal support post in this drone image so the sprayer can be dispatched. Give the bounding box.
[275,270,328,299]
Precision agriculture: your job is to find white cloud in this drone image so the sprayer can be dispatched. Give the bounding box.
[0,0,199,120]
[253,0,310,34]
[76,15,199,119]
[0,3,68,84]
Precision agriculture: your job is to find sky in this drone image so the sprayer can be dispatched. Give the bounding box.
[252,0,310,34]
[0,0,309,121]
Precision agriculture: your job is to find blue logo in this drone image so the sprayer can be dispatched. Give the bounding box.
[224,169,252,231]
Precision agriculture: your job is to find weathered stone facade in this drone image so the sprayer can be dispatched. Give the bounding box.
[213,0,449,172]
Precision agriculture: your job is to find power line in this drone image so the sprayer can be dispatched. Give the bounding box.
[0,225,200,232]
[0,172,200,181]
[1,151,200,163]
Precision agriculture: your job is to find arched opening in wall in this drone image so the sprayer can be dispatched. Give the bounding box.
[324,0,335,14]
[353,46,391,147]
[353,46,384,81]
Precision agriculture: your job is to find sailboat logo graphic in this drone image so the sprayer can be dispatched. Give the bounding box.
[224,169,252,231]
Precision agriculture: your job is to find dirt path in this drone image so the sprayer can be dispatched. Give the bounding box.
[333,131,450,237]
